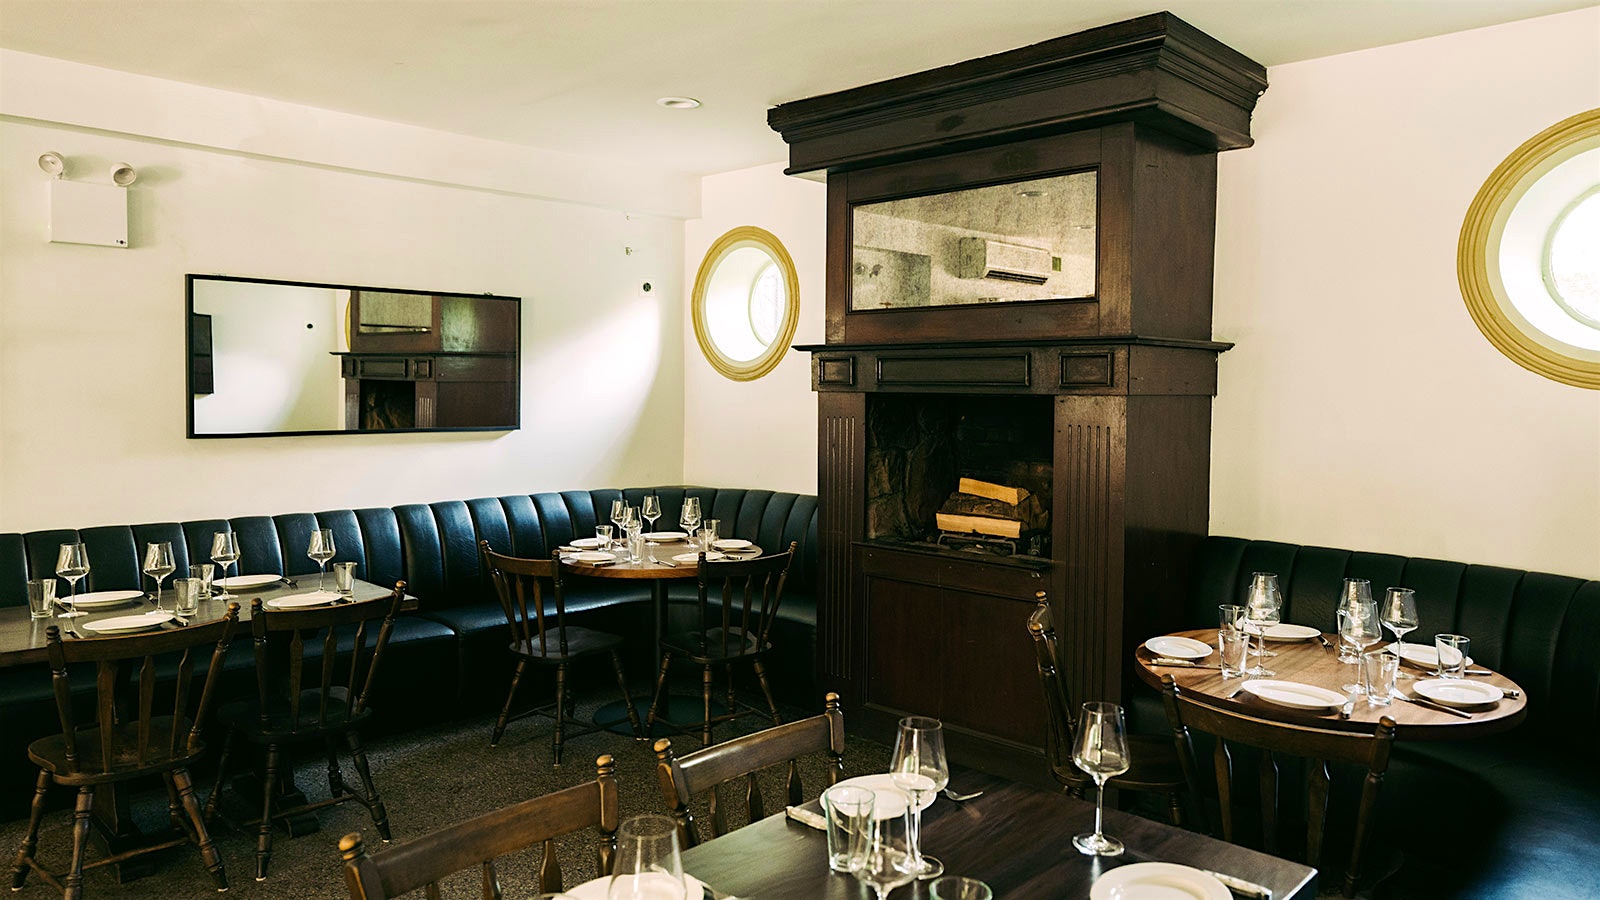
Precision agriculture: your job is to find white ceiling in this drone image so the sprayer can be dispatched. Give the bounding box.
[1,1,1593,176]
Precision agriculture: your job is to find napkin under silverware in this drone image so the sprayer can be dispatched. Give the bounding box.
[1201,869,1272,899]
[1395,693,1474,719]
[784,805,827,831]
[1151,658,1223,669]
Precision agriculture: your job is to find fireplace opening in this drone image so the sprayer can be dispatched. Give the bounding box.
[360,381,416,430]
[865,393,1053,557]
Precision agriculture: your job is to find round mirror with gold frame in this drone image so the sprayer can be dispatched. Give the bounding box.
[1459,108,1600,389]
[692,226,799,381]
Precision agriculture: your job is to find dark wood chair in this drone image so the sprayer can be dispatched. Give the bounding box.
[1028,596,1188,825]
[645,542,797,748]
[10,604,241,899]
[1159,674,1397,898]
[480,542,643,761]
[339,753,618,899]
[205,584,404,881]
[653,692,843,848]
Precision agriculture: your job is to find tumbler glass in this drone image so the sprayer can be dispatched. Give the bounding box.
[822,784,875,873]
[1435,634,1470,679]
[27,579,56,620]
[189,563,215,601]
[334,562,358,598]
[173,578,202,617]
[1362,651,1398,705]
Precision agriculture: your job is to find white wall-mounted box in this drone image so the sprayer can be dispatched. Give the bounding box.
[48,180,128,248]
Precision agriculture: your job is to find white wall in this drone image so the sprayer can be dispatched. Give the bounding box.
[682,163,826,494]
[192,280,344,434]
[681,10,1600,580]
[0,60,691,532]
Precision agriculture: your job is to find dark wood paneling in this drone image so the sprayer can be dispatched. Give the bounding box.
[435,355,515,381]
[1128,126,1220,339]
[815,356,855,387]
[1059,350,1115,387]
[1056,396,1128,706]
[876,354,1031,387]
[864,577,943,715]
[817,392,865,700]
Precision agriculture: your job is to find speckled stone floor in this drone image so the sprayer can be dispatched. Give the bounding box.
[1,692,893,899]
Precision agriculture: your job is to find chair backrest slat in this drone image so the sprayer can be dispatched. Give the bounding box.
[171,647,195,757]
[481,544,568,660]
[693,542,797,659]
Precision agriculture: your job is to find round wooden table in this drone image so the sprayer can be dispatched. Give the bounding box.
[1133,627,1527,739]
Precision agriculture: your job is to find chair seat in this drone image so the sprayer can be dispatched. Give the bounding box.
[510,626,626,662]
[27,716,206,785]
[218,686,372,741]
[659,627,765,663]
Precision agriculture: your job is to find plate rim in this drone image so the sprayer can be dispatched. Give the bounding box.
[1413,678,1502,707]
[1241,679,1346,710]
[265,592,343,609]
[643,531,688,541]
[66,589,146,607]
[568,550,617,563]
[826,773,935,819]
[217,574,283,588]
[1143,635,1213,659]
[561,873,705,900]
[569,537,605,548]
[1089,861,1230,900]
[1395,643,1472,669]
[712,538,753,550]
[82,611,174,634]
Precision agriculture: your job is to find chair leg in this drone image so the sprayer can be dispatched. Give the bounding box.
[702,665,715,748]
[609,650,645,740]
[325,736,348,797]
[204,729,235,824]
[645,652,674,732]
[751,658,782,728]
[1166,789,1185,827]
[346,731,391,842]
[492,658,528,747]
[10,769,49,890]
[256,743,282,881]
[172,767,229,892]
[552,662,569,767]
[64,786,93,900]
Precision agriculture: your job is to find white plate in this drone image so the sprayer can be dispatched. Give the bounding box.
[1394,643,1473,671]
[265,592,343,610]
[566,551,616,564]
[1240,679,1347,711]
[643,531,688,542]
[570,537,605,549]
[217,574,283,589]
[1413,679,1503,708]
[672,551,726,563]
[1143,635,1212,660]
[712,539,753,551]
[1090,862,1230,900]
[1242,623,1322,642]
[562,873,705,900]
[65,590,145,608]
[82,611,174,635]
[826,774,936,820]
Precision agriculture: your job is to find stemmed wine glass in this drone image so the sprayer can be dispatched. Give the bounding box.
[851,798,918,900]
[609,500,629,553]
[55,542,90,619]
[210,531,240,599]
[142,541,176,612]
[1339,597,1382,693]
[1336,579,1373,662]
[619,508,642,561]
[308,529,336,593]
[1381,587,1419,657]
[1243,572,1281,677]
[1071,701,1130,857]
[679,498,702,550]
[606,814,686,900]
[889,716,948,880]
[641,496,662,535]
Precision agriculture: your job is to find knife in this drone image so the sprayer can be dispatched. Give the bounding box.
[1396,693,1473,719]
[1152,658,1223,669]
[1339,694,1356,719]
[1201,869,1273,899]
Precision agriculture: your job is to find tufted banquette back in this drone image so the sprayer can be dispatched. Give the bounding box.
[1188,537,1600,740]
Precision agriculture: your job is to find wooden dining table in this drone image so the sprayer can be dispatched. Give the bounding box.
[680,769,1317,899]
[1132,628,1528,738]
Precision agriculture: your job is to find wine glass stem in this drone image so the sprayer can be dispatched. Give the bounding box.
[318,563,326,592]
[1094,776,1107,839]
[907,803,924,868]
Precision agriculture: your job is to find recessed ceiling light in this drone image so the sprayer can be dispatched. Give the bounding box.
[657,96,702,110]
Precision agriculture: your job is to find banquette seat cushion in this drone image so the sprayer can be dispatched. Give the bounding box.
[0,485,818,815]
[1150,536,1599,900]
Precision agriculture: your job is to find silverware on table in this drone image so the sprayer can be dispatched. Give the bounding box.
[783,805,827,831]
[1223,684,1246,700]
[1339,695,1357,719]
[1502,688,1523,699]
[1151,658,1223,669]
[942,788,984,802]
[1317,635,1335,652]
[654,558,678,568]
[1201,869,1273,899]
[1395,693,1474,719]
[1464,668,1496,676]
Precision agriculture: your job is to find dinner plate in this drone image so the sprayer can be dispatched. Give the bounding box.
[672,551,727,563]
[265,592,343,610]
[65,590,145,608]
[1090,862,1230,900]
[826,774,936,820]
[1413,678,1503,708]
[569,537,605,549]
[712,539,753,551]
[566,551,616,564]
[562,873,705,900]
[1143,635,1212,660]
[82,611,174,635]
[1243,623,1322,642]
[217,574,283,589]
[643,531,688,542]
[1394,643,1473,671]
[1240,679,1346,711]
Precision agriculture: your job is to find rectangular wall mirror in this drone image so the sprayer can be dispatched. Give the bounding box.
[187,275,520,438]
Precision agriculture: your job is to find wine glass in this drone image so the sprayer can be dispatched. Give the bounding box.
[54,542,90,619]
[1381,587,1419,656]
[1243,572,1281,676]
[679,498,702,549]
[210,531,240,599]
[1339,598,1382,693]
[889,716,948,879]
[1336,579,1373,662]
[308,529,336,593]
[1071,701,1130,857]
[850,797,917,900]
[607,814,685,900]
[642,496,662,534]
[142,541,176,611]
[609,500,629,552]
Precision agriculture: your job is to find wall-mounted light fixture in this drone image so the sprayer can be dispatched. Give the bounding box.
[37,151,65,178]
[109,162,137,186]
[39,150,133,248]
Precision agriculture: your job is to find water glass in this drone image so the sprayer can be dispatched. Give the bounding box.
[607,814,684,900]
[1362,651,1398,705]
[851,802,917,900]
[930,877,994,900]
[822,785,875,873]
[27,579,56,619]
[334,562,358,598]
[626,530,646,564]
[1219,627,1248,678]
[1219,603,1245,632]
[189,564,215,601]
[1337,579,1373,662]
[173,578,202,616]
[700,518,720,551]
[1435,634,1470,679]
[596,525,614,551]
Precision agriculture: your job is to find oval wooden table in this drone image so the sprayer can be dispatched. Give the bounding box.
[1133,627,1528,738]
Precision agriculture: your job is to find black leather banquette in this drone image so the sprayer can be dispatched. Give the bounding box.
[1154,536,1599,900]
[0,486,818,814]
